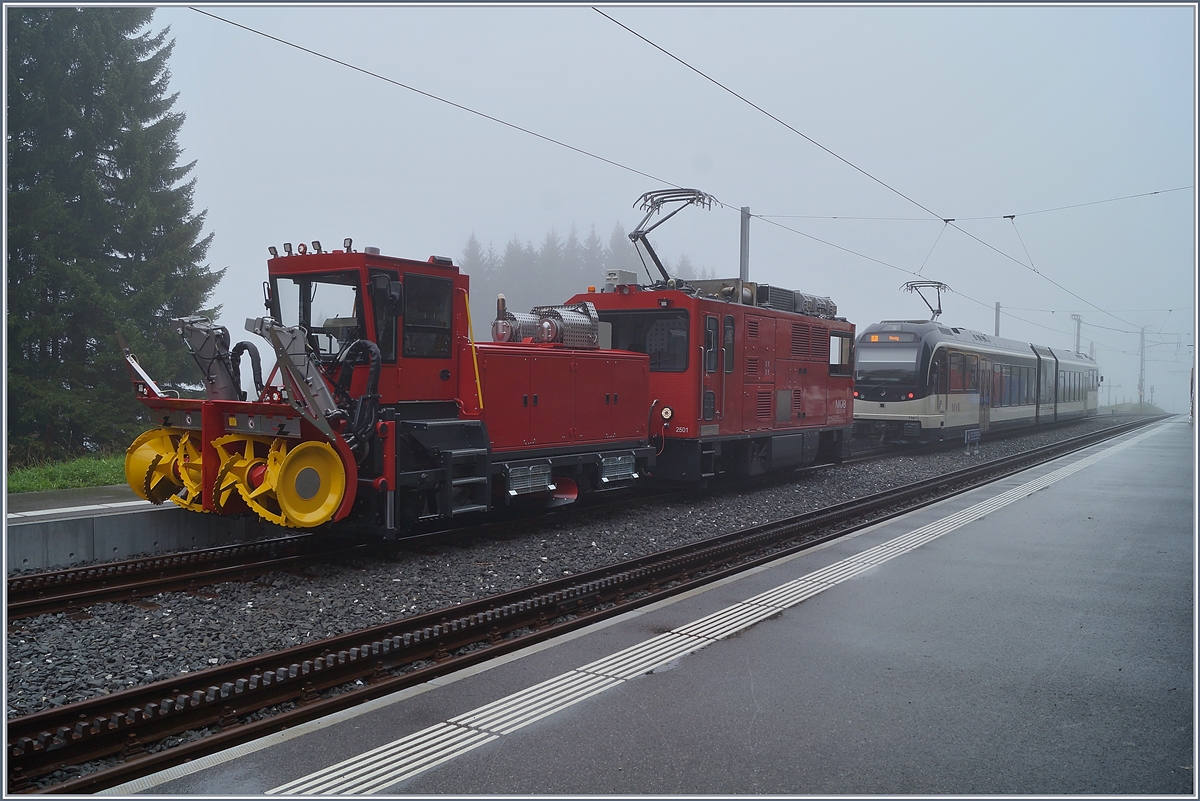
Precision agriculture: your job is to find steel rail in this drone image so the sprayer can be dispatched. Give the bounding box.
[4,536,372,620]
[6,415,1126,615]
[8,416,1160,793]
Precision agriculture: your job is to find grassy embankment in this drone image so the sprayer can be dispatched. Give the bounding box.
[7,453,126,493]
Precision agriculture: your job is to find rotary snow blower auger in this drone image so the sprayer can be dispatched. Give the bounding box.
[120,316,372,529]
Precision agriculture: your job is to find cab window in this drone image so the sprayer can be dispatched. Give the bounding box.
[271,272,362,359]
[723,316,735,374]
[829,332,853,376]
[600,309,689,372]
[403,273,453,359]
[705,316,719,373]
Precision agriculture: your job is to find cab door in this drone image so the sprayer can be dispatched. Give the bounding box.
[701,315,720,427]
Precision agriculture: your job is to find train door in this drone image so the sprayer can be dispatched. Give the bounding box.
[978,357,991,432]
[930,349,948,414]
[1031,345,1056,423]
[702,315,720,428]
[722,314,737,428]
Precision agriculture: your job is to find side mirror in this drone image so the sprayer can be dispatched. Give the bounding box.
[370,275,404,314]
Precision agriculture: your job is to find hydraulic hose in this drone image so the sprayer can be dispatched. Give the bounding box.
[230,341,265,401]
[335,339,382,461]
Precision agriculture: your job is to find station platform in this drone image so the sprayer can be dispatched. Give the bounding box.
[6,484,267,572]
[109,417,1195,795]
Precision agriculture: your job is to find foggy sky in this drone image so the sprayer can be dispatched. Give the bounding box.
[151,4,1195,412]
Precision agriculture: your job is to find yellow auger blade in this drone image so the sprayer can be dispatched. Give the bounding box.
[125,428,184,504]
[212,433,274,513]
[169,431,207,512]
[219,436,347,529]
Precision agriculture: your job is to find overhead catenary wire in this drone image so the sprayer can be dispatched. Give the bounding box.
[193,8,1171,357]
[189,8,683,192]
[592,7,946,224]
[595,8,1159,335]
[916,222,948,276]
[757,185,1193,222]
[754,217,1078,341]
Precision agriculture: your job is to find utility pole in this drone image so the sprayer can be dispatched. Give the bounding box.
[1071,314,1082,354]
[1106,383,1122,408]
[994,303,1000,337]
[739,207,750,282]
[1139,327,1146,413]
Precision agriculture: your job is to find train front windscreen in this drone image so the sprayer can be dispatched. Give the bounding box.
[855,343,921,385]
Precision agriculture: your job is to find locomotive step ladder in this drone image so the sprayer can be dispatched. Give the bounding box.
[402,419,493,519]
[437,446,491,517]
[699,441,718,480]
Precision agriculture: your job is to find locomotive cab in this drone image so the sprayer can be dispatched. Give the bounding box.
[563,275,856,483]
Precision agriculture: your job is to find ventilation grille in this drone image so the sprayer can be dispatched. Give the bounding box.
[756,390,772,420]
[810,326,829,361]
[791,323,811,357]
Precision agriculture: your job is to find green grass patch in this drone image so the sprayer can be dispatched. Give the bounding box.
[7,453,126,493]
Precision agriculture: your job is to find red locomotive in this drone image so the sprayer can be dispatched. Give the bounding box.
[122,191,854,535]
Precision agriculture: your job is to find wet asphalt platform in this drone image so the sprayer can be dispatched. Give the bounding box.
[107,418,1194,795]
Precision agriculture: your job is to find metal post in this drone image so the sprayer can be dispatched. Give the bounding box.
[994,303,1000,337]
[1139,327,1146,412]
[739,207,751,282]
[1071,314,1082,354]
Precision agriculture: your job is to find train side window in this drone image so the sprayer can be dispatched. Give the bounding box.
[967,354,979,392]
[829,332,854,376]
[598,309,689,372]
[705,316,719,373]
[723,316,735,374]
[949,353,964,392]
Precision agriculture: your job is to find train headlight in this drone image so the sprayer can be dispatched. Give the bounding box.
[661,406,674,421]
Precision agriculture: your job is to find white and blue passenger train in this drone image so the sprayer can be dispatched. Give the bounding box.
[852,320,1101,443]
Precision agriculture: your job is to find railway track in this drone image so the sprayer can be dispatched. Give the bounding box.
[5,415,1159,794]
[8,416,1128,620]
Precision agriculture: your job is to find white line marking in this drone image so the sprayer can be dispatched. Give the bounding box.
[6,500,153,520]
[257,422,1165,794]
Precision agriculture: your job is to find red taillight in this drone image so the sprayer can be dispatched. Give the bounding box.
[907,392,915,399]
[853,391,859,398]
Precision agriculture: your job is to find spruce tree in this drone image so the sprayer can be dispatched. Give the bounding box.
[7,7,222,463]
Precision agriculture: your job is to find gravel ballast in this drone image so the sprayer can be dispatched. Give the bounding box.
[5,417,1152,719]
